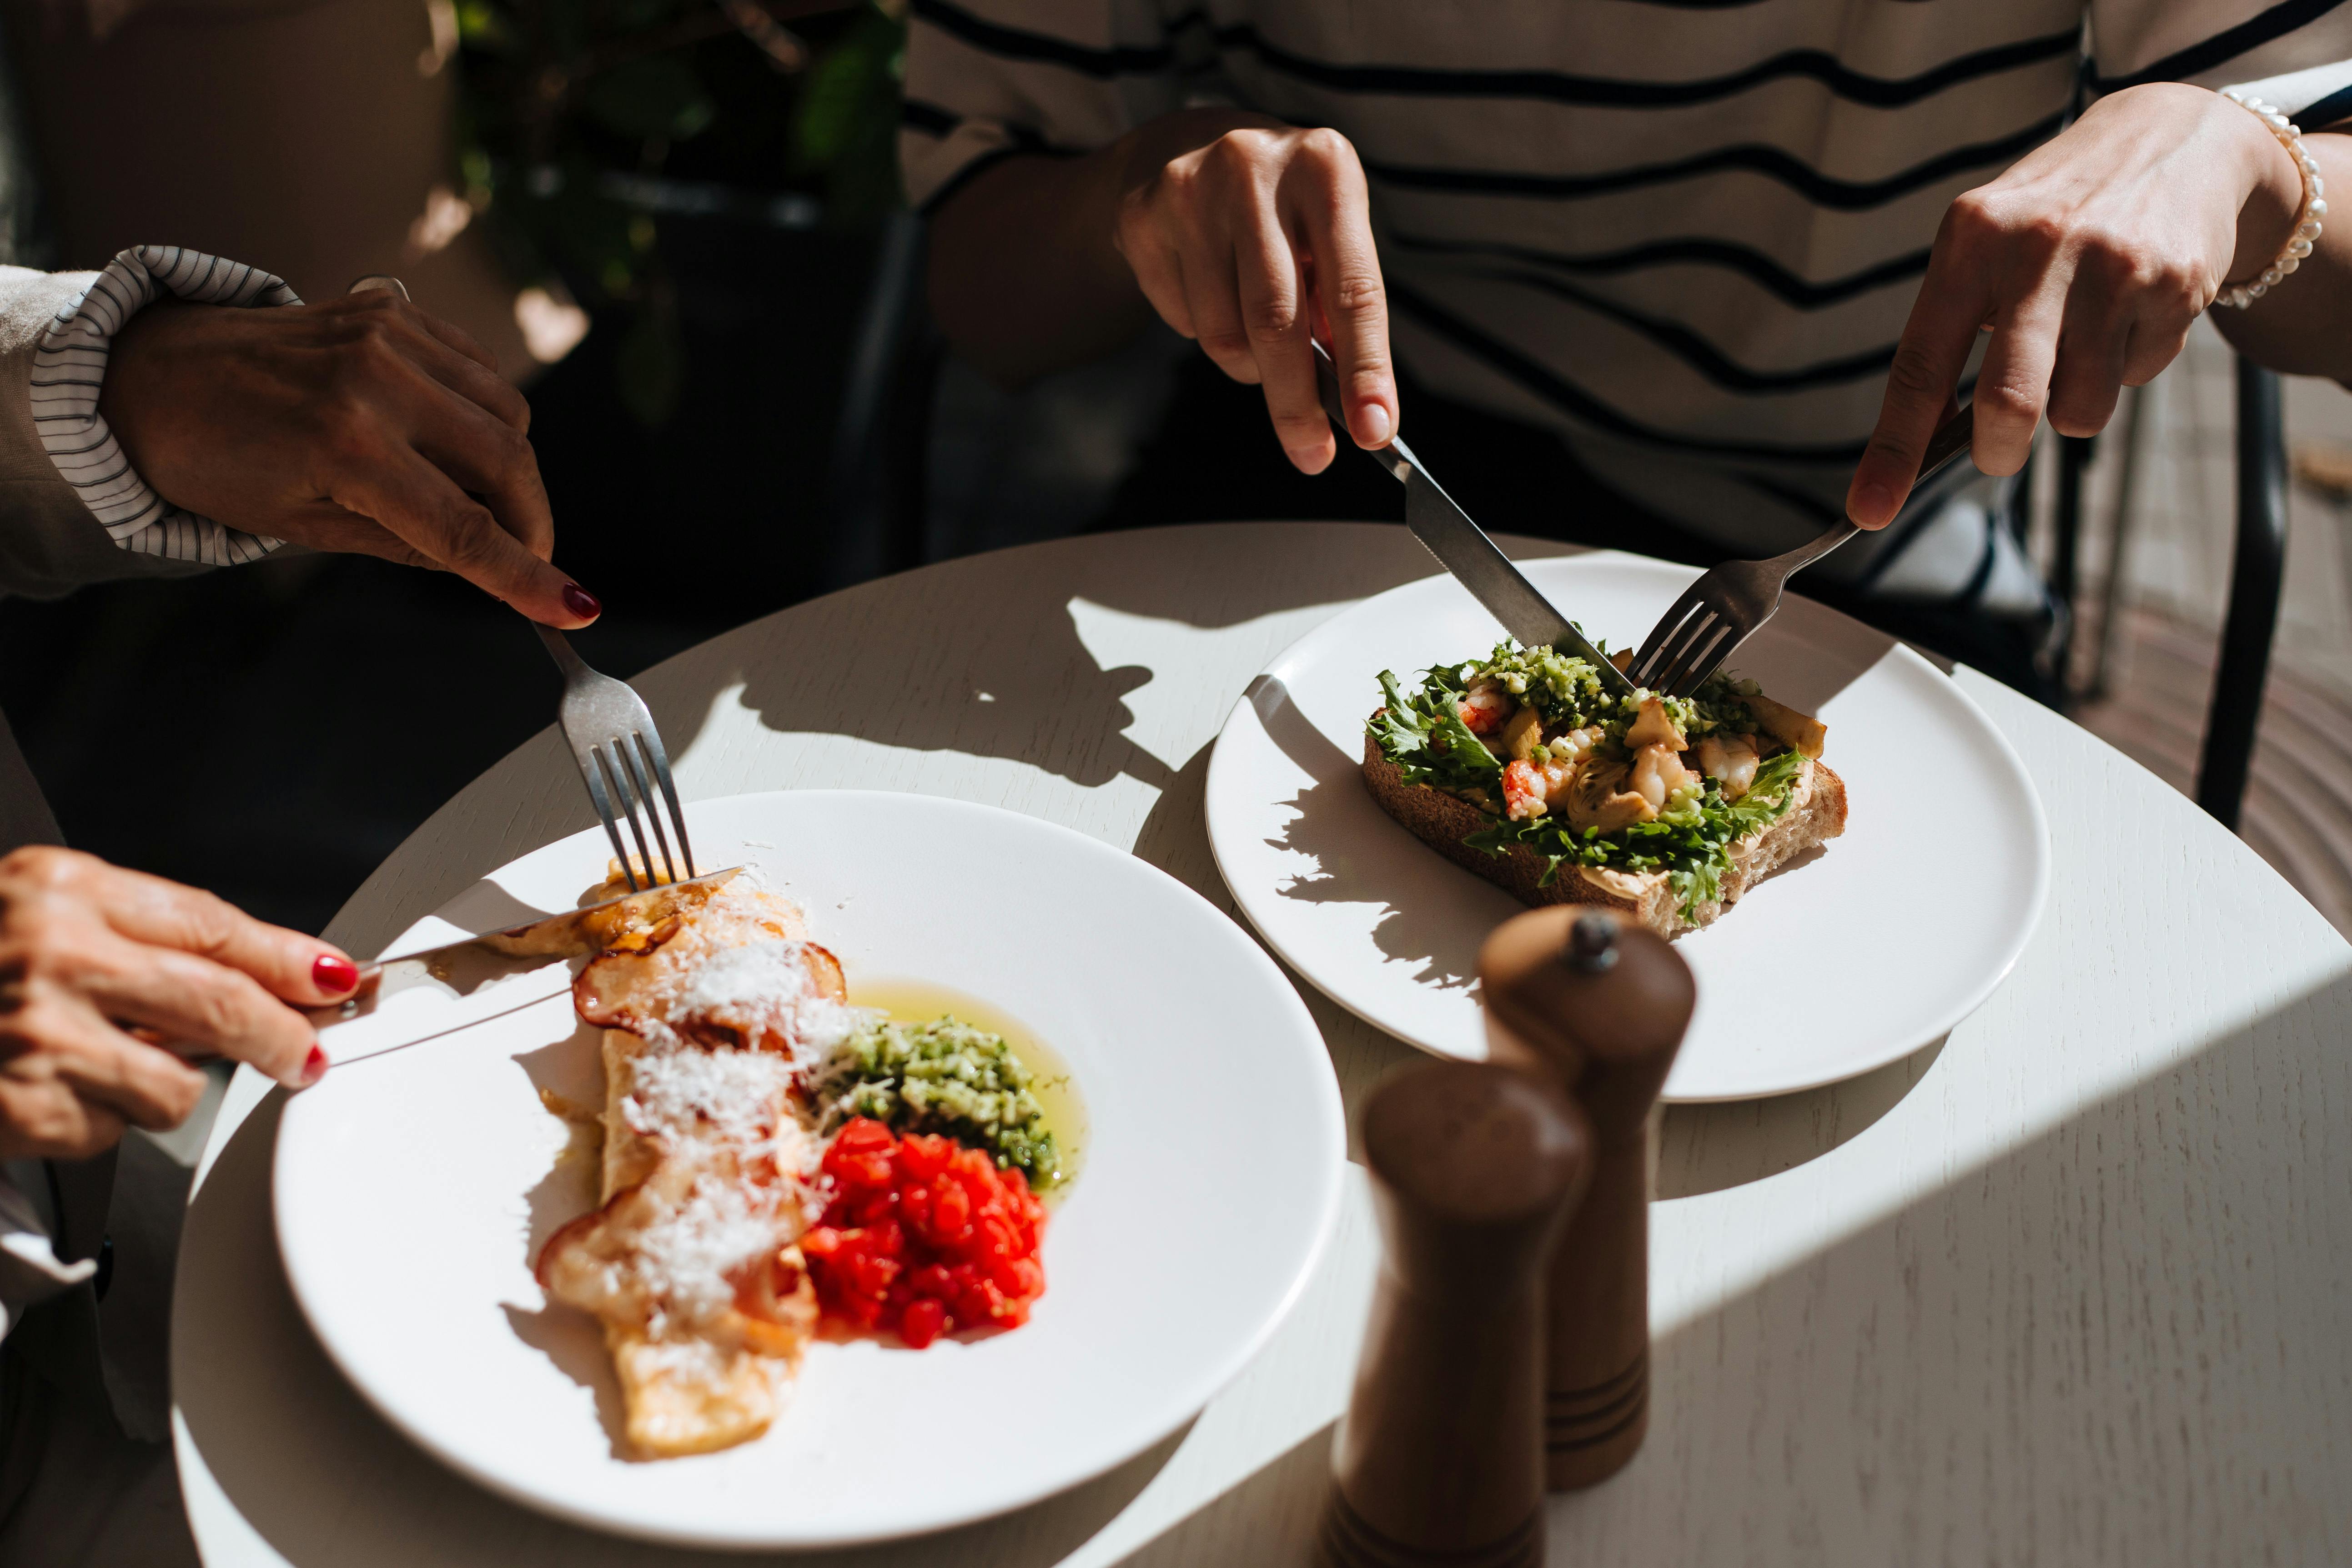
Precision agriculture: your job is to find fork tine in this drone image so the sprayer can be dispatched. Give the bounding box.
[617,736,681,886]
[583,756,641,893]
[633,728,696,880]
[1630,583,1710,689]
[1646,608,1717,694]
[1664,618,1739,698]
[596,744,660,889]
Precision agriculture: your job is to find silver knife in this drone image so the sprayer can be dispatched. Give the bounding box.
[306,867,741,1067]
[1311,342,1638,700]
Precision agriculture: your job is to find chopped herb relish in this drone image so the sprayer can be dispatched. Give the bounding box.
[812,1016,1063,1190]
[1370,641,1809,917]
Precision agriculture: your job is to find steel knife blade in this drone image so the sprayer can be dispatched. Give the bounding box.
[307,866,742,1065]
[1311,342,1637,699]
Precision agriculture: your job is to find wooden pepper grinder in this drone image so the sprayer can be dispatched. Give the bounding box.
[1479,906,1695,1491]
[1323,1060,1592,1568]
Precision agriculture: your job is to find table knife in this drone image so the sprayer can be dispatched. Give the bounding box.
[306,866,740,1066]
[1310,342,1638,700]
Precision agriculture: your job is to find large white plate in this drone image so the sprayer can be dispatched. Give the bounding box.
[1205,553,2050,1101]
[274,791,1345,1550]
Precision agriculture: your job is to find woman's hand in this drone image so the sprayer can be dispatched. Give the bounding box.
[1849,82,2307,527]
[100,290,598,628]
[0,847,356,1160]
[1112,109,1397,472]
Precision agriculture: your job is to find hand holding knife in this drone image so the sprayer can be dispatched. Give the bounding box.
[1307,341,1639,700]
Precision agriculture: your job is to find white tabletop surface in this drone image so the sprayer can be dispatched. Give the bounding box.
[173,523,2352,1566]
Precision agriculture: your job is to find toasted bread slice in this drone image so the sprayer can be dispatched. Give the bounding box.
[1361,730,1848,937]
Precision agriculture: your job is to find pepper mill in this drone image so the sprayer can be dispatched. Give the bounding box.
[1322,1060,1592,1568]
[1479,905,1695,1491]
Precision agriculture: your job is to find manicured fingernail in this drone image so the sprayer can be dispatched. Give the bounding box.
[1359,404,1392,446]
[314,954,359,995]
[562,583,601,620]
[301,1045,328,1087]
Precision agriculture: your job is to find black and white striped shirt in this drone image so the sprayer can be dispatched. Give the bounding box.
[902,0,2352,561]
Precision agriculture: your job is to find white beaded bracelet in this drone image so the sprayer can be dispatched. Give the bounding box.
[2214,88,2326,310]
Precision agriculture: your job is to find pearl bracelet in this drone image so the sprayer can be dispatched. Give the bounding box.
[2214,88,2326,310]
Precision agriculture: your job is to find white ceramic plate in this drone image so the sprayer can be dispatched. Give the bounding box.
[1204,553,2050,1101]
[274,791,1345,1549]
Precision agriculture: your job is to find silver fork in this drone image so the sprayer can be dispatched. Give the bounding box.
[1626,404,1979,696]
[534,624,697,891]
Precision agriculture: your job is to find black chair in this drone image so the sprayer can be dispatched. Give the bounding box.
[2050,357,2287,831]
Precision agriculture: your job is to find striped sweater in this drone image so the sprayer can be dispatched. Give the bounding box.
[903,0,2352,560]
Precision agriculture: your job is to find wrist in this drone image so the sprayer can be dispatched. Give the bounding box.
[2212,89,2310,284]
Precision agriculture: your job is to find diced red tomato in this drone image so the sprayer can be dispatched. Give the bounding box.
[801,1119,1048,1347]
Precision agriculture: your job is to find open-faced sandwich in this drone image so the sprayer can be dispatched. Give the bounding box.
[533,870,1060,1458]
[1364,643,1846,936]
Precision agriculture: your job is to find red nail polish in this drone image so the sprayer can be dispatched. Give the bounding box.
[301,1045,328,1087]
[314,954,359,995]
[562,583,601,620]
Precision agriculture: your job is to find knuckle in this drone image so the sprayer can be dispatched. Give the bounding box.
[1197,328,1254,362]
[1975,374,2044,425]
[437,506,507,571]
[0,844,85,895]
[1881,347,1947,407]
[1244,297,1301,339]
[1296,126,1353,168]
[1326,268,1386,318]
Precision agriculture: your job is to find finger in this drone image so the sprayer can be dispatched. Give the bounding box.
[80,856,364,1005]
[1969,266,2070,475]
[1115,192,1198,340]
[1847,229,1999,527]
[65,929,320,1086]
[401,315,533,435]
[409,305,508,386]
[330,447,593,627]
[0,1076,128,1161]
[2044,295,2131,439]
[1288,129,1394,449]
[50,1017,214,1130]
[399,377,558,563]
[1231,201,1330,473]
[1184,231,1261,387]
[2119,311,2192,389]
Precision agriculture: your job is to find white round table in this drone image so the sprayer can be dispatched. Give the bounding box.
[173,523,2352,1566]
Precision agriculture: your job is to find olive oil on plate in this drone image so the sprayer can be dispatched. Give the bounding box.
[848,977,1088,1198]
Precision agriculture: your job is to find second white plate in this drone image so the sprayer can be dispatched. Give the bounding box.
[1204,552,2050,1101]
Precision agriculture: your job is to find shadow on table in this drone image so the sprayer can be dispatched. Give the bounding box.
[639,524,1561,797]
[1656,1035,1947,1200]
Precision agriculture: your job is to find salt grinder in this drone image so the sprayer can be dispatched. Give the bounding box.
[1322,1060,1592,1568]
[1479,906,1695,1490]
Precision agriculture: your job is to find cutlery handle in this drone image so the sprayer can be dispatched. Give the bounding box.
[1917,402,1976,488]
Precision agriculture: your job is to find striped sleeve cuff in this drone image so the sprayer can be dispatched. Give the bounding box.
[35,245,305,567]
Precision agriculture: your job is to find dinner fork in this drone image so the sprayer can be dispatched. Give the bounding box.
[533,623,697,891]
[1625,404,1979,696]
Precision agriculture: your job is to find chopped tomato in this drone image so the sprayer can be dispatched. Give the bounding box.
[801,1119,1047,1347]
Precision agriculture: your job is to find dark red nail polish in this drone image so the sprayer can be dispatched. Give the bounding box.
[314,954,359,995]
[562,583,601,620]
[301,1045,328,1087]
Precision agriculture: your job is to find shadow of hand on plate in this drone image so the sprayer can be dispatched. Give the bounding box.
[505,1030,633,1457]
[1247,674,1511,995]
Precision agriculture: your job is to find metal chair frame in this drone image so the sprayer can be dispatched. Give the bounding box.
[2047,356,2287,832]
